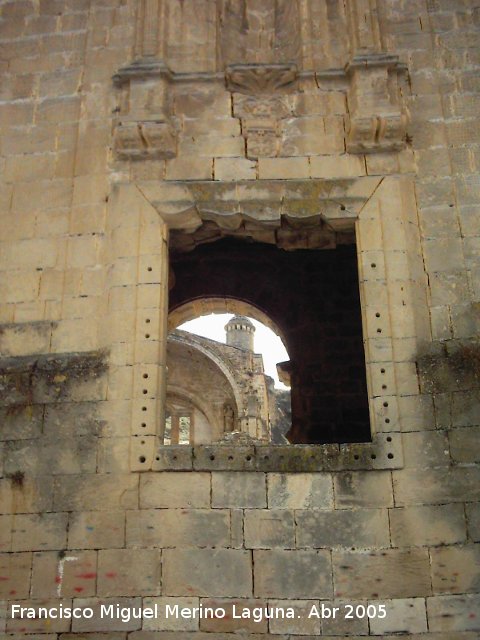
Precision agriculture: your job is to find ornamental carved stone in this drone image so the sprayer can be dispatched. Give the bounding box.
[345,54,408,153]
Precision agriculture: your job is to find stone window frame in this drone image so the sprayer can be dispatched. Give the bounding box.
[107,175,430,472]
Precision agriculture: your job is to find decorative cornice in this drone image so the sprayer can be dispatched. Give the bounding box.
[225,63,298,94]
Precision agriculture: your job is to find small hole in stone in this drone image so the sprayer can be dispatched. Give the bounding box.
[143,373,148,379]
[354,454,359,460]
[264,455,269,460]
[340,204,346,211]
[172,455,177,460]
[371,454,377,460]
[228,455,234,460]
[371,263,376,268]
[381,368,386,373]
[141,440,145,444]
[375,312,380,318]
[387,453,394,459]
[385,418,390,424]
[145,319,151,323]
[377,328,382,333]
[383,402,389,407]
[386,436,392,442]
[143,389,148,394]
[155,456,160,461]
[210,455,215,461]
[141,422,146,427]
[382,384,387,390]
[145,334,150,339]
[246,455,252,461]
[147,267,152,271]
[139,456,146,463]
[142,406,147,411]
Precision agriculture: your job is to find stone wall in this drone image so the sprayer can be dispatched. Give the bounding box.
[0,0,479,638]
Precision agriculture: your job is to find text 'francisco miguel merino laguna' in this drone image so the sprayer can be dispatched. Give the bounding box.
[10,603,341,624]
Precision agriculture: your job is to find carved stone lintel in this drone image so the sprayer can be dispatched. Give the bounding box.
[345,54,408,154]
[114,120,176,160]
[226,63,298,94]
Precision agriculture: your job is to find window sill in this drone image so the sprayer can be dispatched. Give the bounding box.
[152,433,403,472]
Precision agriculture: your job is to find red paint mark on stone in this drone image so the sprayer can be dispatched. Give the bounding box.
[76,572,96,579]
[105,572,117,578]
[9,589,16,595]
[0,576,8,581]
[469,613,476,619]
[74,587,84,593]
[55,575,62,584]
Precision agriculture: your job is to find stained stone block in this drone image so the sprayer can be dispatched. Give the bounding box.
[296,508,390,549]
[126,509,230,548]
[334,471,393,508]
[140,472,210,509]
[267,473,333,509]
[333,549,431,599]
[212,472,266,508]
[393,467,480,506]
[97,549,161,597]
[369,597,428,635]
[253,550,332,598]
[244,510,295,549]
[389,504,466,547]
[0,552,31,598]
[430,545,480,595]
[163,549,252,597]
[427,594,480,632]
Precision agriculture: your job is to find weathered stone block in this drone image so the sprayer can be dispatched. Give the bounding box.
[11,512,68,551]
[31,550,97,598]
[402,430,450,468]
[212,472,266,508]
[244,510,295,549]
[393,467,480,506]
[163,549,252,597]
[296,508,390,549]
[0,475,53,514]
[199,598,268,633]
[334,471,394,508]
[143,598,200,631]
[268,600,321,635]
[97,549,161,597]
[466,503,480,542]
[369,597,428,635]
[54,473,138,511]
[430,545,480,595]
[389,504,466,547]
[68,511,125,549]
[254,550,332,598]
[427,594,480,632]
[71,598,142,632]
[6,598,72,633]
[140,472,210,509]
[333,549,431,599]
[0,552,31,598]
[449,426,480,463]
[267,473,333,509]
[126,509,230,548]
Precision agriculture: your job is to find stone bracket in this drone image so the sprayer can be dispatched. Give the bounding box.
[112,59,177,160]
[345,53,409,154]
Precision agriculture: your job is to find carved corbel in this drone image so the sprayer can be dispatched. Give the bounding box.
[227,64,297,160]
[113,60,177,161]
[345,54,408,153]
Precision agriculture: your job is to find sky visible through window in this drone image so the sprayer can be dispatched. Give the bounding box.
[178,314,290,389]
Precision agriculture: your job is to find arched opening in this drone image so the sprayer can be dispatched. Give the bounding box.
[168,236,371,444]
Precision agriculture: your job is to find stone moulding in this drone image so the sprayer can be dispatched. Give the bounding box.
[153,432,404,472]
[345,53,409,154]
[225,63,298,94]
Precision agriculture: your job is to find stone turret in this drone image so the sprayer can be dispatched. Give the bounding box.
[225,315,255,352]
